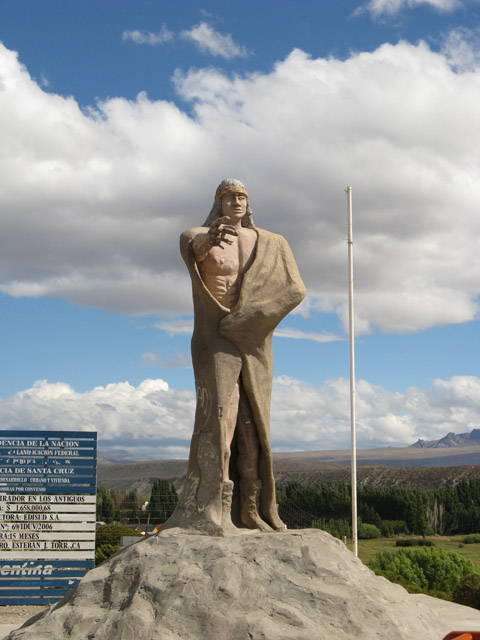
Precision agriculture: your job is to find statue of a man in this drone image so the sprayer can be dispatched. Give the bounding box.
[163,179,306,534]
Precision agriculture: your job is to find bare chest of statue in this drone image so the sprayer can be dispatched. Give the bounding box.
[198,228,257,309]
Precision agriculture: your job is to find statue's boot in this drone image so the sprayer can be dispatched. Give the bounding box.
[240,479,272,532]
[221,480,237,533]
[266,509,287,531]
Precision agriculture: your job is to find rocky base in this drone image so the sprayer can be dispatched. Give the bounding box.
[7,529,480,640]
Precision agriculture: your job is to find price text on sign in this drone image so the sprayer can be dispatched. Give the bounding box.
[0,430,97,605]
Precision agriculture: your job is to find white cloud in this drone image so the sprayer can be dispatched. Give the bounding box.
[274,328,343,343]
[0,379,196,459]
[180,22,248,59]
[122,25,174,45]
[152,321,343,343]
[441,26,480,72]
[153,319,194,335]
[270,374,480,451]
[359,0,462,18]
[1,375,478,458]
[122,22,247,59]
[141,351,191,369]
[1,38,480,334]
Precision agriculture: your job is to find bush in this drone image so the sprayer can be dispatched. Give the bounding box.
[371,547,480,596]
[358,523,382,539]
[462,534,480,544]
[453,574,480,609]
[96,524,139,547]
[396,539,417,547]
[372,550,429,590]
[381,520,408,537]
[95,543,117,565]
[396,539,434,548]
[377,570,426,593]
[95,524,142,566]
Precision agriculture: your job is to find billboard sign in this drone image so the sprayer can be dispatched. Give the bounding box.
[0,430,97,605]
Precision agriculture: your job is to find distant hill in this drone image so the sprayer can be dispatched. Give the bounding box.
[271,447,480,469]
[97,449,142,464]
[97,429,480,494]
[271,429,480,467]
[98,459,188,494]
[97,458,480,495]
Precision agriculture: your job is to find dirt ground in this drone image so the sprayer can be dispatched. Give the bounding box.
[0,605,47,625]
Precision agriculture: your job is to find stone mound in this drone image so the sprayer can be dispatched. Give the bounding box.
[7,529,479,640]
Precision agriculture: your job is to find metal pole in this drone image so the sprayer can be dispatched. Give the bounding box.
[346,186,358,557]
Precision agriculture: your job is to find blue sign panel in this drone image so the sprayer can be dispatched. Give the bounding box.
[0,430,97,604]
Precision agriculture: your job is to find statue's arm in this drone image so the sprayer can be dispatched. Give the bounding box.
[180,228,211,264]
[191,232,211,262]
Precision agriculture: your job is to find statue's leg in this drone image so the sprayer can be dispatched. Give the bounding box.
[236,383,259,480]
[236,381,272,532]
[218,381,241,531]
[223,381,239,482]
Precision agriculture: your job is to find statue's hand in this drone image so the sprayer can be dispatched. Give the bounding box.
[207,216,238,249]
[191,217,239,261]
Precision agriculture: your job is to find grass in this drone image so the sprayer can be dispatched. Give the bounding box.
[353,535,480,569]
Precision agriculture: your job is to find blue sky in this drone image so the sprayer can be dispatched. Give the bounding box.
[1,0,479,459]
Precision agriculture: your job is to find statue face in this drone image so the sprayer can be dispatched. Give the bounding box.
[222,191,247,224]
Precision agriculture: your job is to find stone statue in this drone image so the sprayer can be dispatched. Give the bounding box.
[163,179,306,535]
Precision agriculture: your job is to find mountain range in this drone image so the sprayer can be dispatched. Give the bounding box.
[411,428,480,448]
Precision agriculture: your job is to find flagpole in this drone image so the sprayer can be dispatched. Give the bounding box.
[346,186,358,557]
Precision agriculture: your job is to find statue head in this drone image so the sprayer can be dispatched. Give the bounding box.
[203,178,255,228]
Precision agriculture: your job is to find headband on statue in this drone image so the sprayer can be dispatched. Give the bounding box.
[214,185,248,201]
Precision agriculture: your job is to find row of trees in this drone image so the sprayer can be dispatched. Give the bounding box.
[96,480,178,525]
[97,477,480,534]
[277,479,480,536]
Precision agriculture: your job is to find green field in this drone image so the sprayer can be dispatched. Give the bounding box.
[354,536,480,569]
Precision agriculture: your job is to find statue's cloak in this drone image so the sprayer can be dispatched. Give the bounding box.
[163,227,306,534]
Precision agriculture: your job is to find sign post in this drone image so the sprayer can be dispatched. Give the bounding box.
[0,430,97,604]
